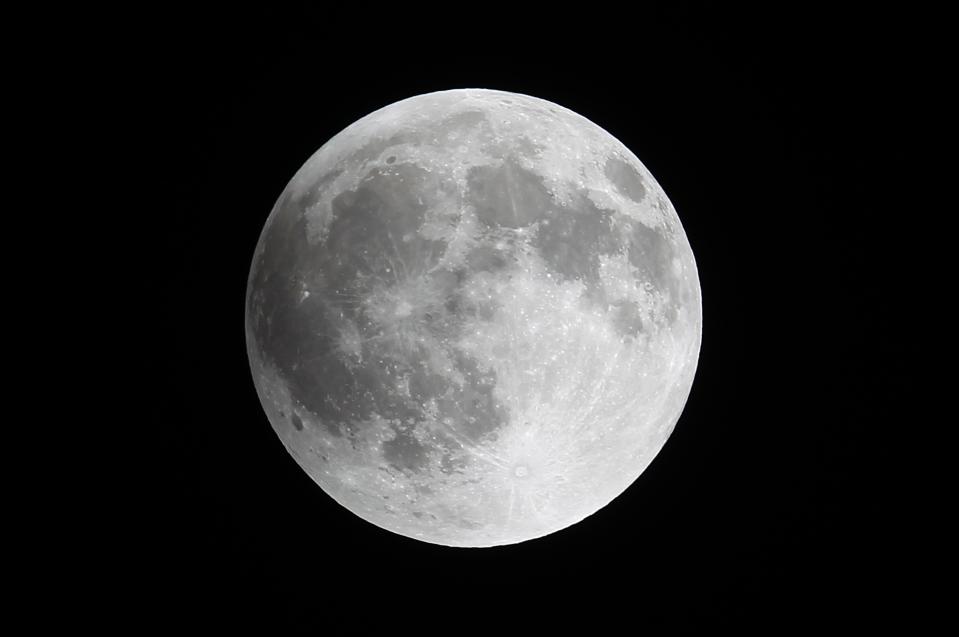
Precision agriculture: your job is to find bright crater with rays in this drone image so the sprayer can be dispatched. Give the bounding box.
[246,89,702,547]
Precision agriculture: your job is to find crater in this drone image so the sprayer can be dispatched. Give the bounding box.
[604,156,646,203]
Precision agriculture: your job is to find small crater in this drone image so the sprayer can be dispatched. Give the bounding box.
[386,156,396,164]
[514,465,529,478]
[291,413,303,431]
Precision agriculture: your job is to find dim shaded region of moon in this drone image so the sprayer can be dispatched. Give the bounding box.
[245,89,702,547]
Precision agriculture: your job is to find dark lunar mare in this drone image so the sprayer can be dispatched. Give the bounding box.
[248,161,515,471]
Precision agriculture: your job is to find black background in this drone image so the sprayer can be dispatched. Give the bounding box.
[140,5,918,631]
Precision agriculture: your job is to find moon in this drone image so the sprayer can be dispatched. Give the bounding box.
[246,89,702,547]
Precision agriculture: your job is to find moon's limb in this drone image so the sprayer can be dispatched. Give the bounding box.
[246,89,701,547]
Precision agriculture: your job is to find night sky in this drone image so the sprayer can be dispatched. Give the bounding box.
[137,6,917,630]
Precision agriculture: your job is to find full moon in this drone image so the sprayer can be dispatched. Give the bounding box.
[246,89,702,547]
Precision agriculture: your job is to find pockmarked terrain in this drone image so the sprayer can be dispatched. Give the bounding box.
[246,89,702,547]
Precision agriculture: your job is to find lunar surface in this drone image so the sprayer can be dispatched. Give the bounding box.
[246,89,702,547]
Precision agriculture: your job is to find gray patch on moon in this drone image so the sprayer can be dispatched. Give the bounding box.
[464,243,511,273]
[604,156,647,203]
[467,159,553,229]
[610,300,645,339]
[623,218,681,323]
[382,426,430,474]
[532,190,621,289]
